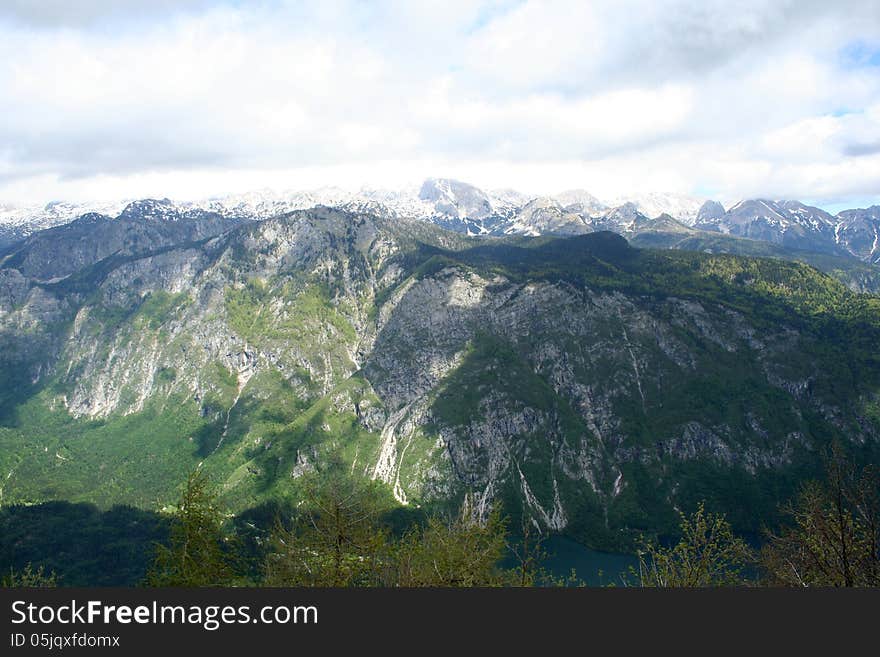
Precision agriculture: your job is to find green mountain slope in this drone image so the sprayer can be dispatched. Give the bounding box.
[1,209,878,549]
[630,228,880,294]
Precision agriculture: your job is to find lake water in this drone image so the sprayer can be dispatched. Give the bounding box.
[537,536,638,586]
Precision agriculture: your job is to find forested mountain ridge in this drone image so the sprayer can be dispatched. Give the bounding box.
[1,206,878,549]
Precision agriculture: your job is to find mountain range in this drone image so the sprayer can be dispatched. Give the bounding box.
[3,178,878,259]
[3,179,879,294]
[1,189,879,549]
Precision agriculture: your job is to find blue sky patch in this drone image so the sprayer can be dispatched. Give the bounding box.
[840,41,880,69]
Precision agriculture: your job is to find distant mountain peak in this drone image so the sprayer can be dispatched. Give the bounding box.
[696,200,725,224]
[553,189,607,215]
[418,178,493,219]
[119,198,177,220]
[607,192,704,225]
[1,183,878,266]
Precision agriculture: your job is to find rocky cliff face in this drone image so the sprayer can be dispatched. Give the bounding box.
[836,206,880,265]
[1,201,242,281]
[1,207,878,546]
[5,184,879,296]
[695,199,845,256]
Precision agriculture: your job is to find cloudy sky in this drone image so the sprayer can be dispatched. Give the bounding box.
[1,0,879,210]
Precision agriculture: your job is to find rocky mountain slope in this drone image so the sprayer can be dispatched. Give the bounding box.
[835,206,880,265]
[5,181,878,285]
[1,200,242,281]
[1,206,878,547]
[0,199,128,249]
[608,192,704,226]
[3,179,878,264]
[694,199,841,254]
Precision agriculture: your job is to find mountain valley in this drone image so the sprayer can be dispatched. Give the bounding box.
[2,196,879,549]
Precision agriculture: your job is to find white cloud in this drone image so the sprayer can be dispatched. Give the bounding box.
[0,0,219,27]
[0,0,879,208]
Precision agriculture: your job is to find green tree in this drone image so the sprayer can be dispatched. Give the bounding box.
[147,469,238,586]
[1,563,57,587]
[761,445,879,587]
[263,470,390,587]
[395,505,509,587]
[509,515,546,587]
[631,502,754,587]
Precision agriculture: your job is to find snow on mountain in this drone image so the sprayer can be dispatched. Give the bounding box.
[696,199,841,255]
[776,200,836,232]
[606,192,705,225]
[194,179,521,235]
[552,189,607,216]
[198,187,356,221]
[3,182,879,267]
[417,178,494,219]
[487,188,530,212]
[0,184,740,244]
[835,206,880,264]
[504,197,590,236]
[695,200,726,225]
[0,199,131,248]
[592,202,648,233]
[0,199,128,230]
[716,199,833,234]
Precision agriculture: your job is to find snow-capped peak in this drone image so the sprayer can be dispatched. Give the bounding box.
[605,192,705,225]
[552,189,607,215]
